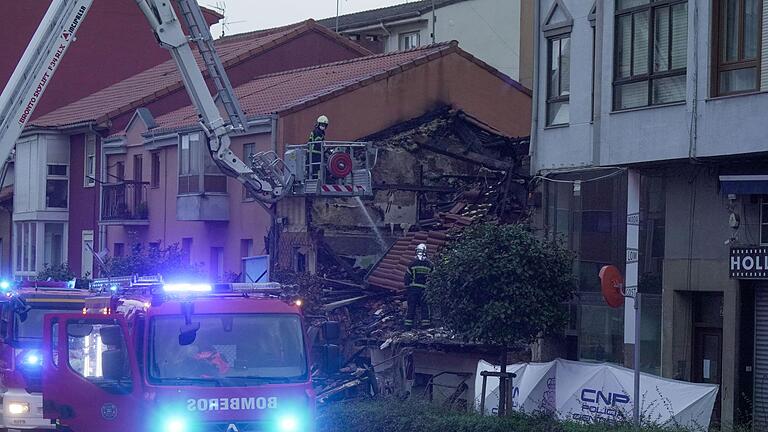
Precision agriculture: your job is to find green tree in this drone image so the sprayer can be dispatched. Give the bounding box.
[426,223,576,415]
[104,242,203,280]
[426,223,576,346]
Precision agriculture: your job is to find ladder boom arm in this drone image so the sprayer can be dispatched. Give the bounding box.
[0,0,291,205]
[137,0,286,203]
[0,0,94,172]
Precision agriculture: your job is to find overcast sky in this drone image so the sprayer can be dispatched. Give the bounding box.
[206,0,414,37]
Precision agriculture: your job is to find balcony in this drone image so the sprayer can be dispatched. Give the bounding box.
[101,181,149,225]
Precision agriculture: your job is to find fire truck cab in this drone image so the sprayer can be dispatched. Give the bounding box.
[41,277,334,432]
[0,281,88,431]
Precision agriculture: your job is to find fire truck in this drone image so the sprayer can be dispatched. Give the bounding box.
[40,275,339,432]
[1,0,353,428]
[0,281,89,431]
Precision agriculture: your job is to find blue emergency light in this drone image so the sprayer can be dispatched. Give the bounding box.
[163,417,187,432]
[162,283,212,293]
[24,352,41,367]
[277,415,300,431]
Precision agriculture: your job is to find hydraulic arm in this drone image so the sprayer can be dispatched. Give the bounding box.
[0,0,293,204]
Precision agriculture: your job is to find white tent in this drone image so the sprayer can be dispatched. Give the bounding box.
[476,358,718,430]
[474,361,527,415]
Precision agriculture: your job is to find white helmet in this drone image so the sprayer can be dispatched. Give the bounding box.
[416,243,427,259]
[317,115,329,125]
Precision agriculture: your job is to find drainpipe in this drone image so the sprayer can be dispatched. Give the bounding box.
[270,115,278,153]
[88,123,108,277]
[687,0,699,162]
[591,0,603,166]
[431,0,436,43]
[269,115,279,278]
[529,0,541,175]
[92,126,106,251]
[378,22,391,36]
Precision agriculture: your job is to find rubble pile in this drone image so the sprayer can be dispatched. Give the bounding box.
[347,296,472,348]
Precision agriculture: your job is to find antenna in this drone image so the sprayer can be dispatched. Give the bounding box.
[205,1,244,38]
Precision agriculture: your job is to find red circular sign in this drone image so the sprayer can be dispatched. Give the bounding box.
[599,265,625,308]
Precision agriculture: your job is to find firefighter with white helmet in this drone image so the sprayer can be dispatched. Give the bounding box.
[404,243,433,330]
[307,115,329,179]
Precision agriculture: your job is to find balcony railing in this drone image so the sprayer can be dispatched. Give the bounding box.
[101,181,149,222]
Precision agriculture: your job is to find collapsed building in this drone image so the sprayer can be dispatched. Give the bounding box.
[301,107,532,408]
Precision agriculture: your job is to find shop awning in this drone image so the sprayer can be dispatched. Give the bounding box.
[719,175,768,194]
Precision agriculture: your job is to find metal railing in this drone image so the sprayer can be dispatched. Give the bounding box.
[101,181,149,221]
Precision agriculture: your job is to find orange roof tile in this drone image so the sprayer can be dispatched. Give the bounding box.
[151,43,455,132]
[31,20,370,129]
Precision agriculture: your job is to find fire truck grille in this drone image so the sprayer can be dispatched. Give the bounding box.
[205,422,263,432]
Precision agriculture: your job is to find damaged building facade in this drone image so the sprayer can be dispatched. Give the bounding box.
[20,35,530,282]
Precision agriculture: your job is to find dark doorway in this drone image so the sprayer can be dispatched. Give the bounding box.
[692,292,723,425]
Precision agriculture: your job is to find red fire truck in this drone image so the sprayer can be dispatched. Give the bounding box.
[41,276,339,432]
[0,281,89,431]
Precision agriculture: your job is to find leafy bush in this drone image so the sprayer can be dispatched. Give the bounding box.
[426,223,576,346]
[36,262,77,281]
[104,242,202,280]
[318,399,734,432]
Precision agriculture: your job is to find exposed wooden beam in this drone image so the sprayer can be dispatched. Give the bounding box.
[419,140,513,171]
[373,183,455,192]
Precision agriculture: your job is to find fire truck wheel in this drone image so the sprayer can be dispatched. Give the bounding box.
[327,152,353,178]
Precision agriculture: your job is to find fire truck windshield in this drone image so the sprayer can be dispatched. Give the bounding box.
[14,305,82,342]
[149,314,307,386]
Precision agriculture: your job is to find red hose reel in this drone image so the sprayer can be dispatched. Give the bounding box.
[327,152,353,178]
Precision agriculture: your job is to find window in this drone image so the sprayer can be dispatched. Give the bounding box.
[182,238,193,264]
[44,223,64,268]
[614,0,688,110]
[46,164,68,209]
[67,321,133,393]
[547,35,571,125]
[148,314,307,386]
[115,162,125,181]
[761,196,768,244]
[399,32,420,50]
[133,155,143,182]
[81,230,94,278]
[14,222,36,273]
[713,0,762,95]
[179,133,198,194]
[242,143,256,201]
[84,135,96,187]
[240,239,254,259]
[210,247,224,281]
[113,243,125,258]
[151,152,160,188]
[293,247,307,273]
[179,133,226,194]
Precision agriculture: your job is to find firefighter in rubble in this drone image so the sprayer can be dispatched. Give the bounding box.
[404,243,433,330]
[307,115,329,180]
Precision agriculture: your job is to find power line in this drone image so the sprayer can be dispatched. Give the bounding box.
[532,168,627,185]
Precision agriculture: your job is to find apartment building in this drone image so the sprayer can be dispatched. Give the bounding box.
[16,21,370,279]
[531,0,768,426]
[318,0,535,88]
